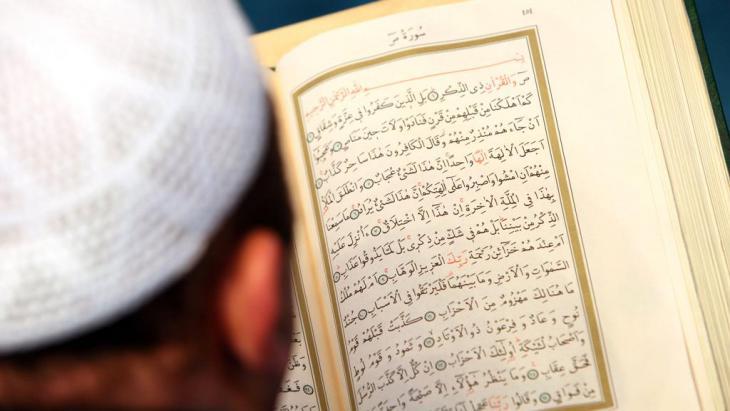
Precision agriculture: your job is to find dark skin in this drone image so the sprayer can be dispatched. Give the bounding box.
[0,122,293,411]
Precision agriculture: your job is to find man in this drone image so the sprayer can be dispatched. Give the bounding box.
[0,1,290,409]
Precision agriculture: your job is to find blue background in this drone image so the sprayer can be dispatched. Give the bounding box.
[694,0,729,125]
[240,0,728,123]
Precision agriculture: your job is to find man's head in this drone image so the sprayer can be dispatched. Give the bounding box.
[0,1,290,409]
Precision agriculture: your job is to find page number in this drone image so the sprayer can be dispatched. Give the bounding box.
[522,8,533,15]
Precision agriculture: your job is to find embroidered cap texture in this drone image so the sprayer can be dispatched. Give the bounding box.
[0,0,268,351]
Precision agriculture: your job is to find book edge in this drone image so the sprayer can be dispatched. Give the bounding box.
[683,0,730,168]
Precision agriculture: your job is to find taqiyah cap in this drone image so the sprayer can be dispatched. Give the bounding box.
[0,0,268,352]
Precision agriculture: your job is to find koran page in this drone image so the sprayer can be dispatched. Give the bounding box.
[272,0,704,409]
[276,266,328,410]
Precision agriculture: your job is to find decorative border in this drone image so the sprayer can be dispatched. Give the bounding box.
[292,28,613,410]
[290,253,329,410]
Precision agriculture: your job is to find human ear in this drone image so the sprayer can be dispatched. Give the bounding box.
[219,228,289,375]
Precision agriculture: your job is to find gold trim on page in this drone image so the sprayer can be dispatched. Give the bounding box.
[292,28,613,410]
[291,253,330,410]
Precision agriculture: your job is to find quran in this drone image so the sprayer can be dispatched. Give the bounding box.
[252,1,730,409]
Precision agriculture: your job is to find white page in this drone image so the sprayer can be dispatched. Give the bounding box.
[275,1,701,409]
[276,284,325,410]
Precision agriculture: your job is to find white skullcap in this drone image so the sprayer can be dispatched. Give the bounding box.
[0,0,268,352]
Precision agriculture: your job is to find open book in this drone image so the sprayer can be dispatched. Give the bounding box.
[252,1,730,409]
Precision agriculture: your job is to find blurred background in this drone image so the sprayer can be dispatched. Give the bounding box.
[693,0,729,125]
[239,0,728,131]
[240,0,368,32]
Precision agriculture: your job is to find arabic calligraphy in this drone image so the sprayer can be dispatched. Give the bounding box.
[296,32,607,410]
[277,288,321,411]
